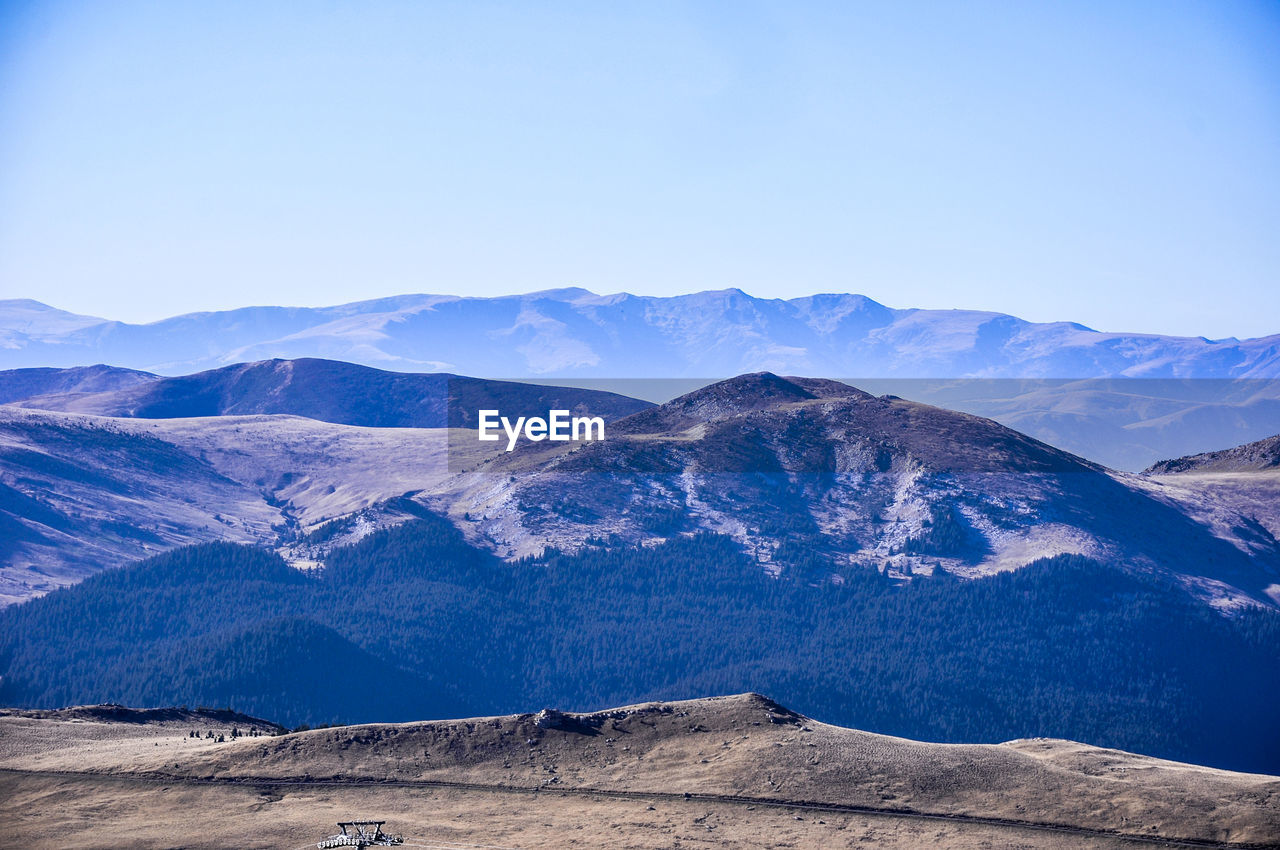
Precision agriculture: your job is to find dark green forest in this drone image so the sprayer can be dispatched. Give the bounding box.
[2,514,1278,774]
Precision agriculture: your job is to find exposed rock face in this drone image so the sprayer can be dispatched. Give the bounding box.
[533,708,565,730]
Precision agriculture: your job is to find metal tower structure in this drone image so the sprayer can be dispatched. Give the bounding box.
[316,821,404,848]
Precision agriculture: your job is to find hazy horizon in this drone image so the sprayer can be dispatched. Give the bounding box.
[2,1,1278,338]
[5,285,1276,341]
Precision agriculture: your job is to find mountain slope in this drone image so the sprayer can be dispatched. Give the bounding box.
[1147,433,1280,474]
[8,358,651,427]
[3,527,1279,773]
[3,372,1278,610]
[440,373,1280,610]
[0,407,280,605]
[3,290,1277,378]
[855,377,1280,471]
[0,364,157,404]
[1133,435,1280,580]
[0,402,481,603]
[0,362,647,601]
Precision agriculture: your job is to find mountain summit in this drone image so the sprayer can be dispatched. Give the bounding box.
[440,374,1279,610]
[3,368,1277,610]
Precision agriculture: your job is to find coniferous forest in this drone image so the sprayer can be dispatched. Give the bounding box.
[2,512,1278,774]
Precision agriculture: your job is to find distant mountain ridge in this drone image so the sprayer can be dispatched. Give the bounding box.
[1147,433,1280,474]
[3,290,1278,378]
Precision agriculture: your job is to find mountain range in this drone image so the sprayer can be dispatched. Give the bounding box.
[7,290,1278,471]
[0,366,647,605]
[2,349,1279,774]
[4,290,1278,378]
[4,357,1279,474]
[2,365,1278,616]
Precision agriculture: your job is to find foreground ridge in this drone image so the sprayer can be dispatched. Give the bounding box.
[2,693,1276,849]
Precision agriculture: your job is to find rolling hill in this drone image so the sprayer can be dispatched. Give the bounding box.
[2,693,1276,848]
[7,357,651,427]
[0,363,157,404]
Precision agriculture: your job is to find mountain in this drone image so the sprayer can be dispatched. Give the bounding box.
[0,299,108,344]
[0,361,648,604]
[4,374,1280,771]
[3,694,1277,849]
[437,373,1280,611]
[3,290,1278,378]
[7,290,1279,469]
[0,364,158,404]
[1147,433,1280,474]
[9,364,1280,472]
[3,373,1278,611]
[5,357,651,427]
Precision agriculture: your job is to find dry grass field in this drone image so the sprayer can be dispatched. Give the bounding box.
[2,694,1277,850]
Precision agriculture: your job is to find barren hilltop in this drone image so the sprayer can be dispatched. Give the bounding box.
[2,693,1277,849]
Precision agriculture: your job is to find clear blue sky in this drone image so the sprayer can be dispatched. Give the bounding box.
[1,1,1277,338]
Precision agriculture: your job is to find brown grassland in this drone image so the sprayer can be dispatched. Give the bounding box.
[1,694,1277,849]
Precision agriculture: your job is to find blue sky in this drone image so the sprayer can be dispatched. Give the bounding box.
[1,0,1277,338]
